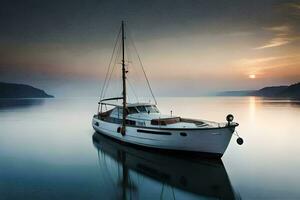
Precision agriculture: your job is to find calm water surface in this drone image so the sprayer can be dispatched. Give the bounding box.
[1,97,300,199]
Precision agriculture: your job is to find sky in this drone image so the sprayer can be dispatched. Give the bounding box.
[0,0,299,97]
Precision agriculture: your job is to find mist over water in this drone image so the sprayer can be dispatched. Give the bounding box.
[1,97,300,199]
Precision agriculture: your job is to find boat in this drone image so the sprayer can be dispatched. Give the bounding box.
[92,21,242,157]
[92,133,238,199]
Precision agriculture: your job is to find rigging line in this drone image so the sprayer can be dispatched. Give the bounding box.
[125,35,140,102]
[125,37,146,100]
[160,183,165,200]
[129,58,151,103]
[127,30,143,93]
[96,150,114,188]
[103,155,118,187]
[100,27,121,100]
[103,39,122,98]
[171,187,176,200]
[127,61,144,102]
[102,47,118,98]
[116,41,124,98]
[125,34,132,65]
[127,27,157,105]
[100,26,122,100]
[127,78,139,102]
[124,40,135,101]
[103,33,122,98]
[109,50,122,99]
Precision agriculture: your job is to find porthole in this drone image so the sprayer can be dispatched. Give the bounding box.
[94,122,99,126]
[180,132,187,137]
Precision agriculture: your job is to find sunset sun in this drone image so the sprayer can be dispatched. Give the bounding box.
[249,74,256,79]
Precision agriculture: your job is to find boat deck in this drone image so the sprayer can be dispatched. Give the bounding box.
[94,113,229,129]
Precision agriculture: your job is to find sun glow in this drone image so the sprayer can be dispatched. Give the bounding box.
[249,74,256,79]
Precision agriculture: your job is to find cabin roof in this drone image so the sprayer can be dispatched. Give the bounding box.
[100,101,155,107]
[127,102,155,107]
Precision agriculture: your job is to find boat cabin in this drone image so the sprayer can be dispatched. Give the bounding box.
[98,103,179,125]
[97,102,202,128]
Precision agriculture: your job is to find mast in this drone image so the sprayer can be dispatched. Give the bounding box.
[121,21,127,136]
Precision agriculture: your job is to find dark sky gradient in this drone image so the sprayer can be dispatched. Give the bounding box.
[0,0,299,96]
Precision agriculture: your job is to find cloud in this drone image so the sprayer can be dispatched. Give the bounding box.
[227,31,254,37]
[282,2,300,16]
[255,25,294,49]
[235,55,300,76]
[238,56,283,65]
[255,1,300,50]
[288,2,300,9]
[265,25,291,32]
[255,34,291,49]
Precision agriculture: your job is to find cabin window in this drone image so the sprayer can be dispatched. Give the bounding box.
[128,107,139,114]
[136,106,147,112]
[126,119,136,125]
[106,117,136,125]
[110,107,123,118]
[145,105,159,113]
[137,121,146,126]
[136,105,159,113]
[117,108,123,116]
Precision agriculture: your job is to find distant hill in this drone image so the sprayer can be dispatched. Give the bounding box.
[277,82,300,98]
[0,82,54,98]
[217,90,255,96]
[250,86,288,97]
[217,82,300,99]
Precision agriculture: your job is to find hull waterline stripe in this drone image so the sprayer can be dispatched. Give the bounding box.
[137,129,172,135]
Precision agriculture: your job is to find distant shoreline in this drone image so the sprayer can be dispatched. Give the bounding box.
[0,82,54,98]
[216,82,300,99]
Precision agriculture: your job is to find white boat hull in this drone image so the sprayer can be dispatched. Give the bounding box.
[92,117,236,157]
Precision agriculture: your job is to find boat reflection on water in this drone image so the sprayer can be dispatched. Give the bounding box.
[92,133,238,199]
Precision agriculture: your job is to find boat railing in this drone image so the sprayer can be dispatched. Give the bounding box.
[99,97,123,103]
[98,97,123,113]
